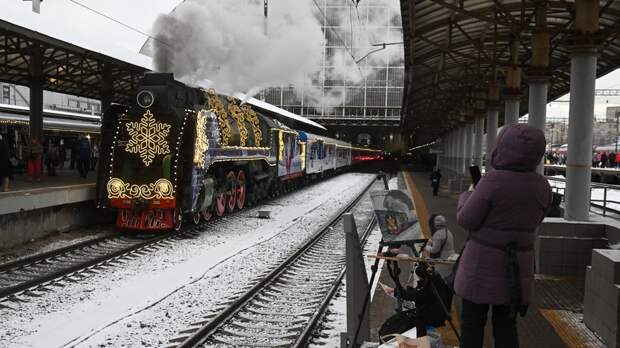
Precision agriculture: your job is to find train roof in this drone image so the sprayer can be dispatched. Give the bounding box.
[0,103,101,121]
[233,93,326,131]
[0,110,101,134]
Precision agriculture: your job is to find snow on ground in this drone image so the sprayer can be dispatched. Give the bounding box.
[0,173,374,348]
[547,176,620,213]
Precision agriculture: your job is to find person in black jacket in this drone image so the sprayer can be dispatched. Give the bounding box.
[430,168,442,196]
[0,135,12,192]
[381,264,452,338]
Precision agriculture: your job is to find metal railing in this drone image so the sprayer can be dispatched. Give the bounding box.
[547,176,620,217]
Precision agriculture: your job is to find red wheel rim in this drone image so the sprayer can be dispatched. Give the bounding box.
[192,212,201,225]
[236,170,246,210]
[215,192,226,217]
[225,171,236,213]
[201,208,212,221]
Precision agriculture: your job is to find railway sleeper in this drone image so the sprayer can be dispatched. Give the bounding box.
[245,307,313,318]
[229,320,304,332]
[211,335,293,348]
[237,312,307,324]
[255,293,322,305]
[250,300,316,312]
[221,326,298,339]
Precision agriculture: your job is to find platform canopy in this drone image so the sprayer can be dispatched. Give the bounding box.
[400,0,620,145]
[0,19,148,104]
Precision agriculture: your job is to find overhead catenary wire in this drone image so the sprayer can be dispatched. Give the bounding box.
[67,0,174,49]
[311,0,363,77]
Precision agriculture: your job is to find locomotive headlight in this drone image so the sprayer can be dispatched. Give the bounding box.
[137,90,155,108]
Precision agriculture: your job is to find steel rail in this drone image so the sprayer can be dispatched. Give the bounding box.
[175,176,379,348]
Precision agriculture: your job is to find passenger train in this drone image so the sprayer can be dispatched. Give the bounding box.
[95,73,380,231]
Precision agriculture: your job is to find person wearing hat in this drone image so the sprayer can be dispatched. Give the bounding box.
[425,214,455,280]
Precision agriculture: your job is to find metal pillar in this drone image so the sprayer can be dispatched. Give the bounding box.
[473,117,484,168]
[485,111,498,172]
[342,213,369,347]
[464,123,473,170]
[565,0,599,221]
[457,126,465,175]
[504,42,522,126]
[527,2,550,174]
[527,82,548,174]
[29,44,44,142]
[504,99,520,125]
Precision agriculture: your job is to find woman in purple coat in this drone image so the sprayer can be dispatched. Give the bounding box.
[455,124,551,347]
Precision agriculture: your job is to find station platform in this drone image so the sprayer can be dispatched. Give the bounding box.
[0,169,106,250]
[368,170,607,347]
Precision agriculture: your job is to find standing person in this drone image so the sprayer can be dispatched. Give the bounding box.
[70,138,78,169]
[425,214,455,280]
[0,134,12,192]
[76,135,91,179]
[45,143,59,176]
[430,168,442,196]
[455,124,551,348]
[28,138,43,181]
[59,143,67,169]
[91,142,99,170]
[610,152,616,169]
[595,151,602,167]
[601,151,609,168]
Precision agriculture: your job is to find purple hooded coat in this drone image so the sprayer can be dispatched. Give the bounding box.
[454,124,551,305]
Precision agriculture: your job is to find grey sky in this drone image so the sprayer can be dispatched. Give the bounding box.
[3,0,620,118]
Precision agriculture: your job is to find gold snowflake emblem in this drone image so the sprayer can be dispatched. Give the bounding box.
[125,110,171,166]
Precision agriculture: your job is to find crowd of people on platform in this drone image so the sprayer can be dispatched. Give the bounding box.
[591,151,618,168]
[0,133,99,192]
[543,151,567,165]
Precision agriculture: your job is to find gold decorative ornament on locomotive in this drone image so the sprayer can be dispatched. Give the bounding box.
[242,104,263,146]
[193,110,210,168]
[207,89,231,146]
[125,110,171,166]
[107,177,174,200]
[227,96,248,147]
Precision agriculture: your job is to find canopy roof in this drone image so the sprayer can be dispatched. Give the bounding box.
[400,0,620,144]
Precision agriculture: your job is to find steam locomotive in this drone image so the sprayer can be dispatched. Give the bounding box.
[95,73,380,231]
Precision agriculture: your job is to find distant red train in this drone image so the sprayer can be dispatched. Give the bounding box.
[95,73,380,231]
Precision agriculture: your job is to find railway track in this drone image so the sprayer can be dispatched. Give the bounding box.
[168,177,378,348]
[0,174,376,309]
[0,216,235,307]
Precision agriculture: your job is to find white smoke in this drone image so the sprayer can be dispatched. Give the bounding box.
[150,0,403,108]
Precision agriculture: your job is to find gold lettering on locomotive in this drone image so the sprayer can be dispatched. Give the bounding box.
[125,110,171,166]
[242,103,263,146]
[107,177,174,200]
[193,110,210,168]
[207,89,231,146]
[227,96,248,147]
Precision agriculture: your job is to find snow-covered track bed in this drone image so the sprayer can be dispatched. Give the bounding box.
[0,232,185,306]
[170,178,377,348]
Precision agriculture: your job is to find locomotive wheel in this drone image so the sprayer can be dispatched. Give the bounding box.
[225,171,237,213]
[201,208,212,221]
[173,208,183,231]
[214,191,226,217]
[192,212,201,225]
[236,170,246,210]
